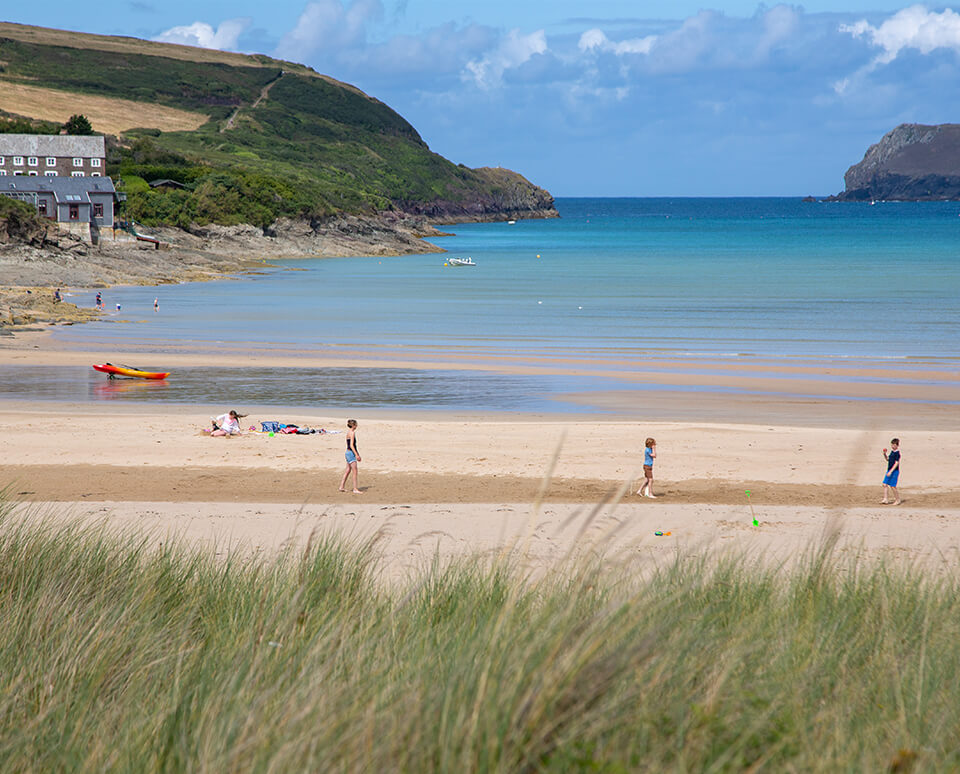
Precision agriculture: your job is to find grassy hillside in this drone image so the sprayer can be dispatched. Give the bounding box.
[0,23,554,228]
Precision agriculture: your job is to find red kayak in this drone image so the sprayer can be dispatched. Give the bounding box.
[93,363,170,380]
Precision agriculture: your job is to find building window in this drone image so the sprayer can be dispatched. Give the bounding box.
[0,157,5,166]
[13,171,22,176]
[71,171,85,177]
[69,204,79,220]
[0,170,6,176]
[44,171,57,176]
[28,171,38,176]
[13,156,23,166]
[39,200,47,216]
[93,203,104,218]
[72,158,83,167]
[28,157,38,166]
[90,158,102,168]
[46,157,56,166]
[91,172,101,177]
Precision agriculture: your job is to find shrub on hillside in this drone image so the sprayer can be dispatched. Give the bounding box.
[0,197,45,244]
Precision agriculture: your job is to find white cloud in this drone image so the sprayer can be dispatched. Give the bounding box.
[578,28,656,56]
[153,18,250,50]
[835,6,960,95]
[276,0,383,62]
[840,5,960,66]
[463,29,547,89]
[756,5,799,57]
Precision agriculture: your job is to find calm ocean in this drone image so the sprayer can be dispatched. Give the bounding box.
[36,197,960,411]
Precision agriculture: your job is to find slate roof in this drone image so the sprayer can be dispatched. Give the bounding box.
[0,176,117,203]
[0,134,105,157]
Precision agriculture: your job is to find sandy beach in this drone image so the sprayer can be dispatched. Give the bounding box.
[1,328,958,576]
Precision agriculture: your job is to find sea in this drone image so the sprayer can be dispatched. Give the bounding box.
[16,197,960,413]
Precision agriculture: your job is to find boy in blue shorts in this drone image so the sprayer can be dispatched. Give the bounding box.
[881,438,901,505]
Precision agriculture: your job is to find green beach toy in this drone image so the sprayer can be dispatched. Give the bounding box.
[268,432,275,437]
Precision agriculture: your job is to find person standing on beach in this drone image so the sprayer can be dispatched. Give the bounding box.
[154,298,159,312]
[881,438,902,505]
[637,437,657,498]
[339,419,362,494]
[95,291,102,310]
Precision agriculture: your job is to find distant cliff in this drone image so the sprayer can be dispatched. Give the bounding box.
[398,168,557,223]
[832,123,960,201]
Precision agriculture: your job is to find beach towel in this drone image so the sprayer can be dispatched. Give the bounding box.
[261,421,280,433]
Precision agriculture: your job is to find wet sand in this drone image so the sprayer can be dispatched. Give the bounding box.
[1,329,958,573]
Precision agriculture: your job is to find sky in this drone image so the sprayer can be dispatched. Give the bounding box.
[9,2,960,195]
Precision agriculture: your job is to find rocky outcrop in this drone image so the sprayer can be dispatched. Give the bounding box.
[832,123,960,201]
[396,167,558,222]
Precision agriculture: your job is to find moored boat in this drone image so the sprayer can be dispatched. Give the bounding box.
[447,257,476,266]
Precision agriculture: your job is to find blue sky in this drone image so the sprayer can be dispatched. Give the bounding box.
[10,2,960,195]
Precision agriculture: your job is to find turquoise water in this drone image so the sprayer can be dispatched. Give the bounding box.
[57,198,960,361]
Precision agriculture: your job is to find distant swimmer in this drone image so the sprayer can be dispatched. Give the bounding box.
[154,298,159,312]
[116,303,121,311]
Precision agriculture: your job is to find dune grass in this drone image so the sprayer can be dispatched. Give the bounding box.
[0,501,957,772]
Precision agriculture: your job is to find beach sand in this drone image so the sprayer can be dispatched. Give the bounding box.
[1,330,958,577]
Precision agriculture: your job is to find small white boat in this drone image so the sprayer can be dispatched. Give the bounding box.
[507,220,516,225]
[447,257,476,266]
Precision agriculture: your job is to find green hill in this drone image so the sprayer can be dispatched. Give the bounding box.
[0,22,556,229]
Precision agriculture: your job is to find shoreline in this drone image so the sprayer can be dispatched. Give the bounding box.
[0,211,457,329]
[3,329,959,429]
[0,206,562,330]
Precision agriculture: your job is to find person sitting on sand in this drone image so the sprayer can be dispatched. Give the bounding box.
[53,288,61,303]
[881,438,902,505]
[209,410,246,437]
[637,437,657,498]
[338,419,362,494]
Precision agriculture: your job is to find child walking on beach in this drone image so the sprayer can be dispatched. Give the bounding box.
[638,437,657,498]
[881,438,901,505]
[339,419,362,494]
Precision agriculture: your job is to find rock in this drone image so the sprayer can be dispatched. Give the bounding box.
[831,123,960,201]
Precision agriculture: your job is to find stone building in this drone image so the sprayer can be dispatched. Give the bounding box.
[0,134,106,178]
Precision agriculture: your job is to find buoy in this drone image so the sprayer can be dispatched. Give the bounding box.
[536,254,540,258]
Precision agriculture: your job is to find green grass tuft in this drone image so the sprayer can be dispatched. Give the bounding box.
[0,497,957,771]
